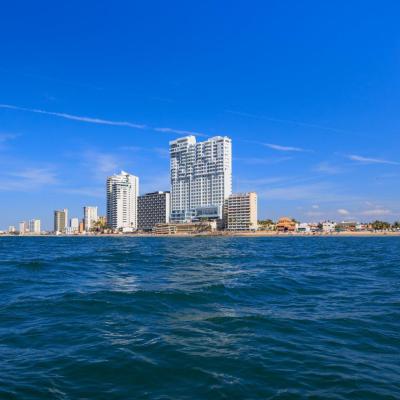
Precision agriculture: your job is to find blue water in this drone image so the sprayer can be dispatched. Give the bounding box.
[0,237,399,399]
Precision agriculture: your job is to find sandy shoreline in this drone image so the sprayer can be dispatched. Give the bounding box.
[1,231,400,238]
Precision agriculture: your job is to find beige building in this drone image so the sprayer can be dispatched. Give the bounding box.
[225,192,258,231]
[54,209,68,233]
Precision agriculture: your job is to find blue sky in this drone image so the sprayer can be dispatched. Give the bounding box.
[1,0,400,229]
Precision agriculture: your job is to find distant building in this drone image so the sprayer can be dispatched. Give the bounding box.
[83,206,98,231]
[138,191,170,231]
[8,226,16,234]
[29,219,41,234]
[170,135,232,222]
[276,217,296,232]
[322,221,336,232]
[18,221,27,235]
[225,192,258,231]
[70,217,80,233]
[54,209,68,233]
[79,221,85,234]
[297,222,311,233]
[107,171,139,231]
[337,221,358,232]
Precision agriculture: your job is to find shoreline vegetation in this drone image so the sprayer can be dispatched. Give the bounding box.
[2,231,400,238]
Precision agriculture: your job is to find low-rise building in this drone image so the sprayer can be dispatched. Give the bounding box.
[336,221,358,232]
[154,221,216,235]
[322,221,336,232]
[225,192,258,231]
[276,217,296,232]
[297,223,311,233]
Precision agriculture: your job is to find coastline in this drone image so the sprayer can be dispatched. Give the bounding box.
[2,231,400,238]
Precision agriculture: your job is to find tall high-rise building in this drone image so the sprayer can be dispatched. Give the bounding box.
[106,171,139,231]
[138,191,170,231]
[54,209,68,233]
[83,206,98,231]
[29,219,41,234]
[225,192,258,231]
[170,136,232,222]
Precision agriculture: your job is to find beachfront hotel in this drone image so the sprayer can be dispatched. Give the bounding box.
[225,192,258,231]
[169,135,232,222]
[106,171,139,231]
[138,191,170,231]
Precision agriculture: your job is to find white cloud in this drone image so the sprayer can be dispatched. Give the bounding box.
[312,204,319,209]
[263,143,308,152]
[337,208,350,216]
[347,154,399,165]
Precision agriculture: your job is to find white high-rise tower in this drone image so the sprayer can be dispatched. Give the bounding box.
[170,135,232,222]
[106,171,139,231]
[83,206,98,231]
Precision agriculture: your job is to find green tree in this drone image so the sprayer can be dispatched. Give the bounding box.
[371,220,390,231]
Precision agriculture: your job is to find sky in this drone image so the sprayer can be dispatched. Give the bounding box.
[1,0,400,230]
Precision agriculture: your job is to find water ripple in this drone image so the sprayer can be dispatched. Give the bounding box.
[0,236,399,399]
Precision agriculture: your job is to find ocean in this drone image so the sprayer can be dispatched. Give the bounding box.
[0,236,399,399]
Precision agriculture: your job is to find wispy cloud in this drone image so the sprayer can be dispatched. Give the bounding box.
[237,176,287,186]
[0,133,18,143]
[0,167,58,191]
[0,103,210,138]
[154,127,208,137]
[0,104,147,129]
[80,150,122,181]
[314,162,344,175]
[234,156,293,165]
[226,110,354,135]
[359,208,392,216]
[0,133,19,149]
[58,187,104,198]
[347,154,399,165]
[263,143,308,152]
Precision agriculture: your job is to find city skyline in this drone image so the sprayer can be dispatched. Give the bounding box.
[1,2,400,229]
